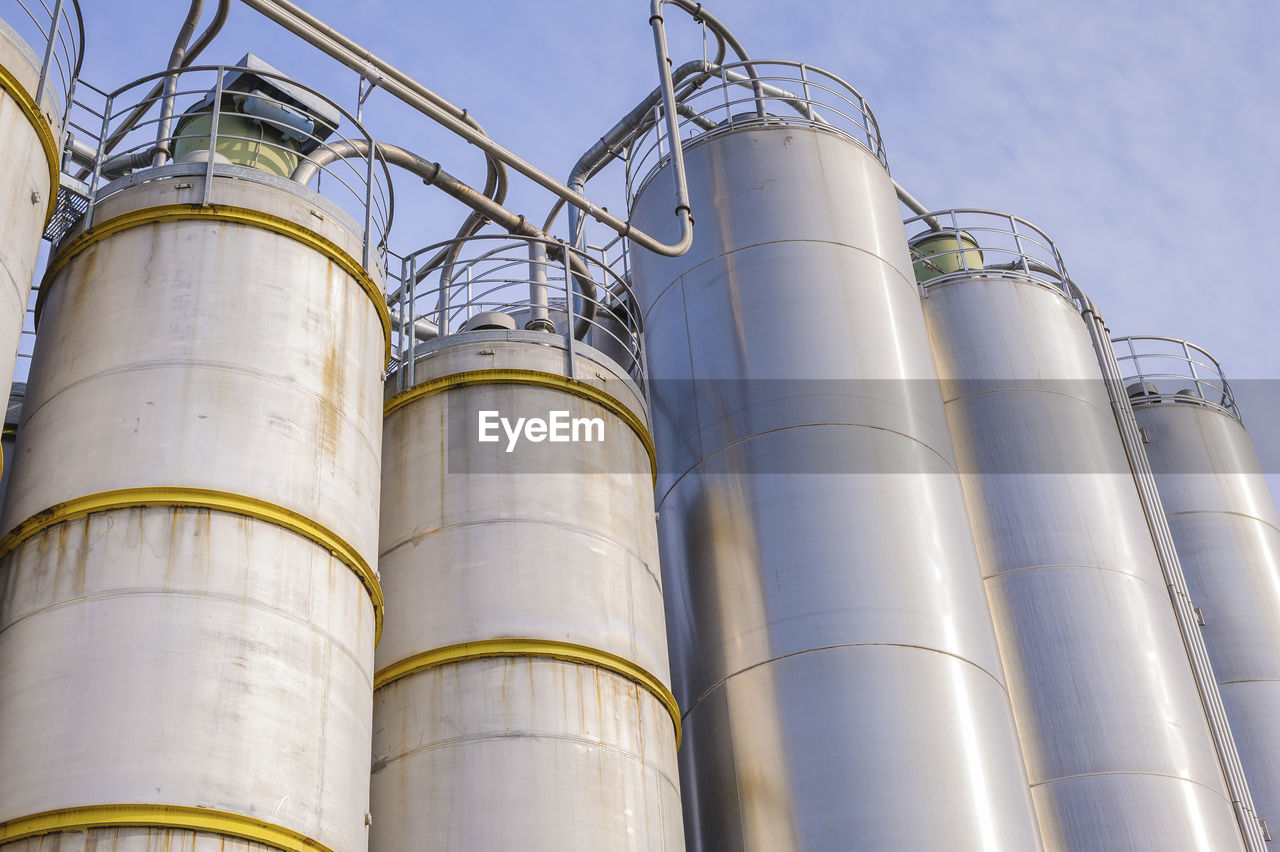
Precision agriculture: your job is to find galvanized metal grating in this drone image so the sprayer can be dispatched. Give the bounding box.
[42,176,89,245]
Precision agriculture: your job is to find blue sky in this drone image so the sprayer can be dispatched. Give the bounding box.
[65,0,1280,488]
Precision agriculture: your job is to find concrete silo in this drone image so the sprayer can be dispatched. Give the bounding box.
[0,60,387,851]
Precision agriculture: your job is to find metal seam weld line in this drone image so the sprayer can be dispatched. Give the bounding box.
[36,204,394,364]
[373,637,682,748]
[0,63,61,223]
[383,368,658,482]
[0,486,384,644]
[0,803,334,850]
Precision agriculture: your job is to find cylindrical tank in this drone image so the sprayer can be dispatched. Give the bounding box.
[918,212,1246,850]
[0,381,23,510]
[0,75,388,849]
[372,236,683,850]
[0,9,72,439]
[1117,336,1280,836]
[626,62,1043,850]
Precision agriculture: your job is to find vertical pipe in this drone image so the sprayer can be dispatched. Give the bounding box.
[526,239,551,331]
[153,1,205,168]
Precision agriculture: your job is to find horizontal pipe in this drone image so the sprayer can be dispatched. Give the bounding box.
[237,0,693,257]
[390,306,438,341]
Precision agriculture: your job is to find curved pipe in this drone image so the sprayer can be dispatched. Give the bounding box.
[557,58,716,244]
[237,0,693,257]
[556,0,766,249]
[557,61,818,247]
[665,0,763,115]
[544,16,730,238]
[69,0,85,78]
[233,0,510,265]
[78,0,230,177]
[293,141,599,340]
[153,0,206,167]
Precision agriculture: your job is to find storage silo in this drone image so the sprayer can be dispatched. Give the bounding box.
[372,235,683,850]
[917,212,1247,850]
[0,382,22,510]
[0,4,76,427]
[0,62,387,851]
[1117,336,1280,838]
[625,62,1043,850]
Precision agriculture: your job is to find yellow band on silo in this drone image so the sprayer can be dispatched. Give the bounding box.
[374,637,682,748]
[384,368,658,482]
[0,486,383,644]
[38,203,394,365]
[0,62,60,224]
[0,803,338,850]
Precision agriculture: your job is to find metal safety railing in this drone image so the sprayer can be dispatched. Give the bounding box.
[51,63,392,272]
[1,0,82,118]
[389,234,648,397]
[905,209,1073,301]
[625,59,886,207]
[1112,335,1240,422]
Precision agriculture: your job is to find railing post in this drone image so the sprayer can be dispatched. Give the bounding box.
[396,256,409,393]
[407,254,418,390]
[799,63,814,121]
[203,67,224,205]
[1183,340,1206,402]
[60,75,79,150]
[363,140,376,274]
[560,240,577,381]
[84,91,113,230]
[720,63,732,124]
[1009,214,1031,277]
[34,0,65,110]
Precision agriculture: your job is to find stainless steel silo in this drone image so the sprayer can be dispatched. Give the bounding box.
[0,4,77,425]
[625,62,1043,850]
[918,212,1247,850]
[1117,336,1280,837]
[371,236,683,850]
[0,65,388,851]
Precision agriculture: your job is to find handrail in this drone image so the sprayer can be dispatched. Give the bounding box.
[389,235,647,397]
[905,209,1072,301]
[3,0,83,123]
[1112,335,1240,422]
[62,63,391,272]
[625,59,887,208]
